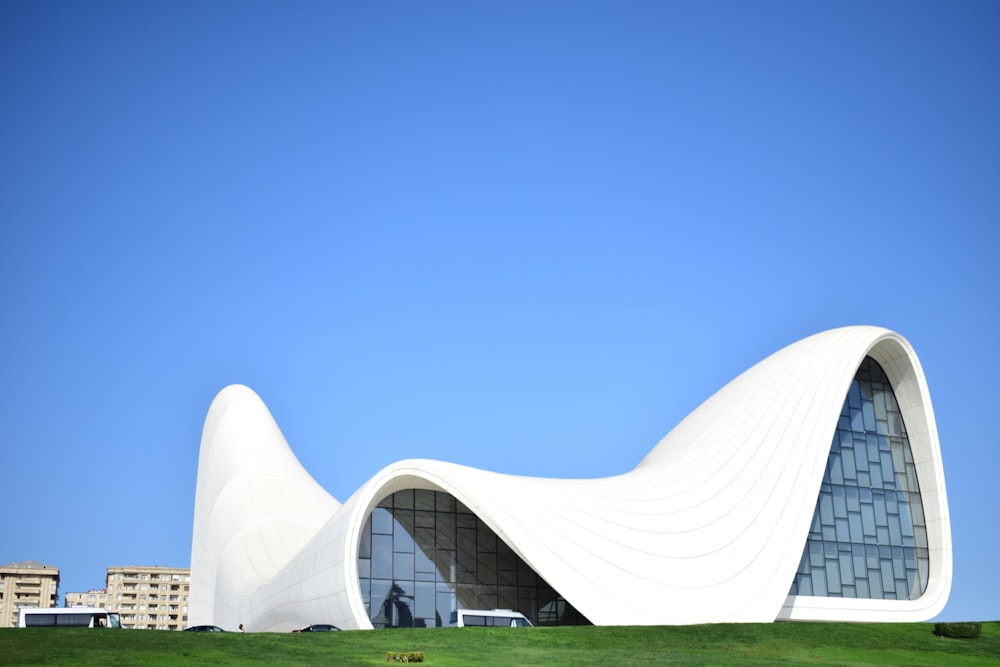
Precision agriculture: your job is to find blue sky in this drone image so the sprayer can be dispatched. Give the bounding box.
[1,1,997,623]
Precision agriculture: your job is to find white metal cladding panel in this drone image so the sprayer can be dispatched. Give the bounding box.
[189,327,951,629]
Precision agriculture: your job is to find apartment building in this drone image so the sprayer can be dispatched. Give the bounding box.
[65,588,109,609]
[0,561,60,628]
[105,566,190,630]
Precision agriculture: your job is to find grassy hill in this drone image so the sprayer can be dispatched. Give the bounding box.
[1,622,997,666]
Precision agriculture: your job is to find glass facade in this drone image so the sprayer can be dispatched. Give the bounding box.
[357,489,590,628]
[789,357,929,600]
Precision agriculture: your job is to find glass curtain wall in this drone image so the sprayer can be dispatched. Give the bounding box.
[357,489,590,628]
[789,356,930,600]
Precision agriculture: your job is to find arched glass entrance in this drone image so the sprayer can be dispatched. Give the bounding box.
[357,489,590,628]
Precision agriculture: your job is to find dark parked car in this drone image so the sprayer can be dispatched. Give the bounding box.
[293,624,340,632]
[184,625,226,632]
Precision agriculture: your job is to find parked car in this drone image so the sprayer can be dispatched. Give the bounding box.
[184,625,226,632]
[294,624,340,632]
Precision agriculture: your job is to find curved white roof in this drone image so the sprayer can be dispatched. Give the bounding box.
[189,326,951,630]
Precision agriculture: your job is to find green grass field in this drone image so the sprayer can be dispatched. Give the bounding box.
[1,622,997,666]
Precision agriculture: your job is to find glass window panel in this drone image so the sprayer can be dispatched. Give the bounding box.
[910,498,925,527]
[890,446,905,476]
[839,430,853,449]
[848,513,863,543]
[812,569,827,596]
[862,400,876,432]
[826,559,842,595]
[499,586,517,611]
[477,521,497,553]
[852,544,865,576]
[846,486,860,512]
[415,581,435,620]
[394,552,414,580]
[829,453,844,485]
[835,519,850,543]
[416,510,435,528]
[869,463,883,489]
[889,515,902,545]
[809,541,824,567]
[884,489,897,513]
[880,562,895,598]
[832,486,847,518]
[866,434,880,463]
[906,570,919,600]
[436,514,456,551]
[898,504,913,536]
[437,591,456,626]
[436,493,455,513]
[393,517,415,553]
[395,490,415,509]
[848,382,862,409]
[369,579,392,623]
[476,584,498,610]
[851,408,864,432]
[880,452,896,484]
[874,392,888,420]
[868,569,883,598]
[840,553,854,585]
[893,551,905,577]
[372,507,394,535]
[820,493,834,525]
[499,567,517,587]
[873,493,888,526]
[372,535,393,579]
[861,504,876,536]
[435,550,456,584]
[842,448,857,480]
[889,413,903,436]
[477,552,498,582]
[415,490,435,511]
[414,539,435,574]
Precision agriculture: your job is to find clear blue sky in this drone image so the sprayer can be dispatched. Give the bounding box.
[2,1,997,623]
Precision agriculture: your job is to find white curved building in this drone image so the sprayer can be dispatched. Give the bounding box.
[189,326,951,630]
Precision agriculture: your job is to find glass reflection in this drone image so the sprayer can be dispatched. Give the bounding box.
[357,489,590,628]
[790,357,930,600]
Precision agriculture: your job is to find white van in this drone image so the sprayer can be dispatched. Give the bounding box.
[450,609,533,627]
